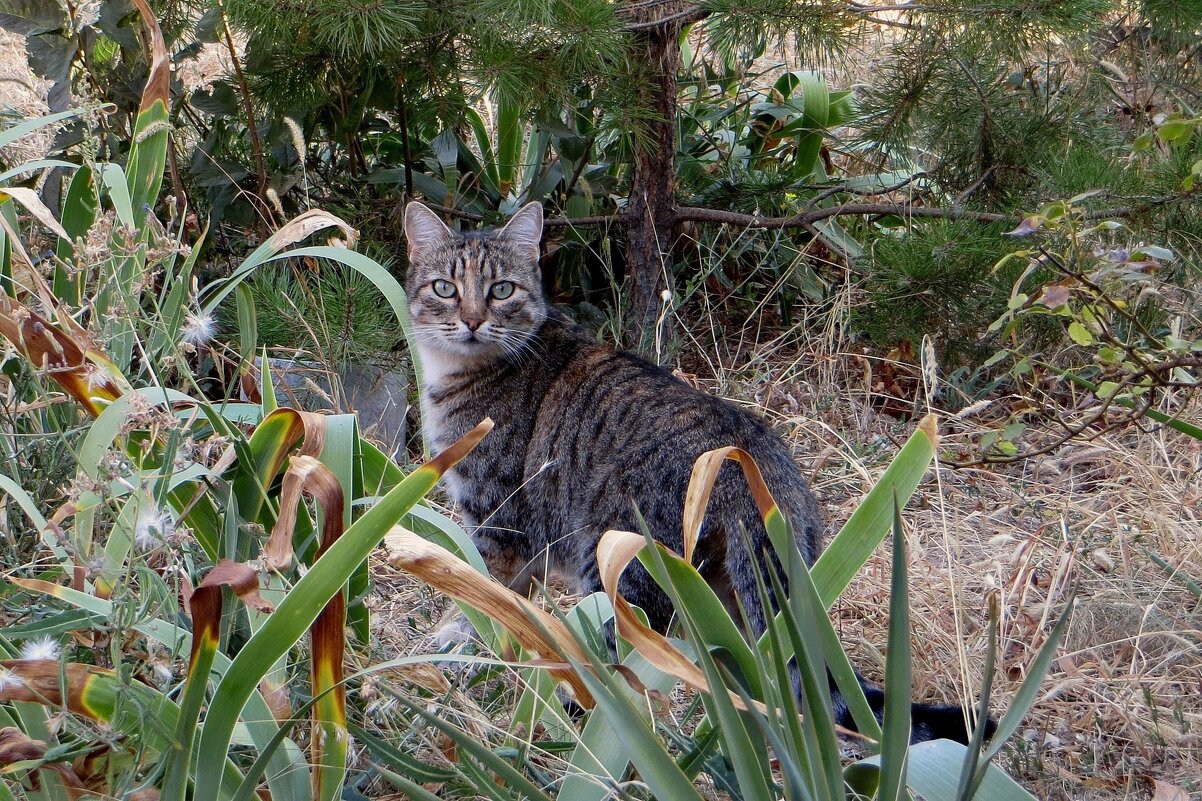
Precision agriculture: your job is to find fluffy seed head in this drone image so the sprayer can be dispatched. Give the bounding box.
[135,503,175,551]
[20,636,60,661]
[181,311,216,347]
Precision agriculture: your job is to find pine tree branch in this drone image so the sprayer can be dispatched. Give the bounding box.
[674,193,1191,229]
[620,7,710,30]
[544,213,629,228]
[615,0,710,31]
[409,202,627,228]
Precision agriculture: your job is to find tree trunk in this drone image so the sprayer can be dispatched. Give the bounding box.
[625,22,683,356]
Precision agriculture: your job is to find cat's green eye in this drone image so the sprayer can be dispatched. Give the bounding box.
[490,281,515,300]
[432,279,457,298]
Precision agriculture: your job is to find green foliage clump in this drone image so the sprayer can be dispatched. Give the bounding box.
[972,195,1202,463]
[852,222,1020,360]
[227,260,403,364]
[1036,142,1143,201]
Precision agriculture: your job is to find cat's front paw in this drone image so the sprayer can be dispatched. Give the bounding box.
[432,612,478,650]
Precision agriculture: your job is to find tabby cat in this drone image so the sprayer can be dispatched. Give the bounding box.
[404,200,988,744]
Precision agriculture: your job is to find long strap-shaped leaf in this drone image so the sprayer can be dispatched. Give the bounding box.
[878,500,912,801]
[0,659,244,798]
[9,578,306,799]
[811,415,938,606]
[164,562,273,801]
[192,419,492,801]
[0,294,130,416]
[126,0,170,228]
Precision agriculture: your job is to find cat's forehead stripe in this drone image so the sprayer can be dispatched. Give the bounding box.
[435,237,509,282]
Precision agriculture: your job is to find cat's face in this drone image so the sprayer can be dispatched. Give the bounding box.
[403,202,547,362]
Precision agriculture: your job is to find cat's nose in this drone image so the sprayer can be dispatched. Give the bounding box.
[463,318,484,332]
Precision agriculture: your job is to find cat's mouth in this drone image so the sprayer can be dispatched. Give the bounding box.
[438,332,498,357]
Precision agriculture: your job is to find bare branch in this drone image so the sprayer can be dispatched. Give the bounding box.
[674,201,1014,227]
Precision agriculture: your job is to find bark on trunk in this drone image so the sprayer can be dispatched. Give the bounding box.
[625,23,683,356]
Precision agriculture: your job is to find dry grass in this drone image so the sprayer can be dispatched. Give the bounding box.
[0,31,51,164]
[669,282,1202,800]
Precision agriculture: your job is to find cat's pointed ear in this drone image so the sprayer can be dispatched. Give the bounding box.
[499,202,543,261]
[404,202,454,263]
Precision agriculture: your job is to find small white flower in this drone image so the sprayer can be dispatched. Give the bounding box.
[134,502,175,552]
[20,635,60,661]
[0,666,24,690]
[181,311,217,347]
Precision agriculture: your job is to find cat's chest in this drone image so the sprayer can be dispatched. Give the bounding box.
[415,346,471,444]
[416,347,527,466]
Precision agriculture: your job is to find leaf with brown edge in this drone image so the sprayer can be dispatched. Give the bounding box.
[0,187,71,240]
[236,408,326,527]
[263,209,359,252]
[194,421,494,801]
[264,454,342,570]
[384,527,595,706]
[427,417,494,473]
[299,454,349,801]
[0,660,180,756]
[164,560,272,801]
[257,680,293,724]
[195,559,274,615]
[0,295,130,416]
[0,726,48,764]
[0,726,87,798]
[595,529,765,714]
[682,445,779,564]
[126,0,170,224]
[130,0,168,116]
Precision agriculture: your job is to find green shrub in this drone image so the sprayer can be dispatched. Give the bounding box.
[851,222,1020,360]
[222,259,403,365]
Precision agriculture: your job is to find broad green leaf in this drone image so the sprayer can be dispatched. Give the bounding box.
[567,654,708,801]
[811,416,937,607]
[561,646,677,801]
[637,535,774,801]
[0,158,76,185]
[1067,321,1094,345]
[0,108,91,151]
[856,740,1038,801]
[636,540,763,699]
[794,71,831,178]
[126,0,170,225]
[53,164,96,304]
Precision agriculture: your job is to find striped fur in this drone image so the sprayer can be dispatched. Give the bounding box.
[403,201,989,744]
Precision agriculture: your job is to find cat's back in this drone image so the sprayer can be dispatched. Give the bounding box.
[531,318,795,470]
[525,318,821,555]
